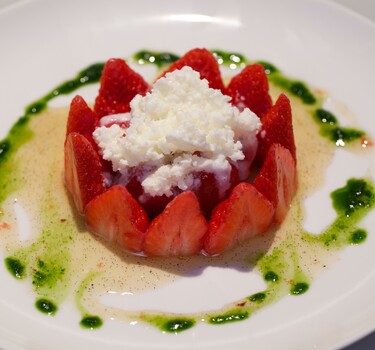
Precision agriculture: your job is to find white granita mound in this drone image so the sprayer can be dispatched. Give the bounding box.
[93,66,261,197]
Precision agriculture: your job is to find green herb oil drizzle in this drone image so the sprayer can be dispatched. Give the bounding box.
[4,162,76,315]
[1,49,373,332]
[76,272,103,329]
[139,178,373,332]
[0,63,104,206]
[303,178,374,248]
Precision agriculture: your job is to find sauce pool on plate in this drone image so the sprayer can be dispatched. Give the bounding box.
[0,49,373,333]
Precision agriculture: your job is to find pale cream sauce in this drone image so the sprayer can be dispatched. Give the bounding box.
[0,84,340,320]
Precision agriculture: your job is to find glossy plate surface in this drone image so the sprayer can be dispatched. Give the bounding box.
[0,0,375,349]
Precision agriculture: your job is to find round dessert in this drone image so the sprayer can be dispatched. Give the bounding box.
[64,48,297,256]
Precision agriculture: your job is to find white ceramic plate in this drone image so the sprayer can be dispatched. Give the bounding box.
[1,0,375,349]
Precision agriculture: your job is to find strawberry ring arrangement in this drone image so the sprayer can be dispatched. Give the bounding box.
[64,48,297,257]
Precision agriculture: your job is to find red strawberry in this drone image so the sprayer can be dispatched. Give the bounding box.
[144,191,208,256]
[124,174,175,219]
[66,95,114,174]
[256,93,296,164]
[160,48,225,92]
[140,194,174,220]
[194,171,221,218]
[66,95,99,147]
[85,185,149,253]
[64,132,106,214]
[226,64,272,118]
[194,166,240,218]
[94,58,150,118]
[125,165,240,220]
[204,182,275,256]
[253,143,297,224]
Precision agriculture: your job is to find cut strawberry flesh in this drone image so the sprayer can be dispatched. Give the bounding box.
[160,48,225,92]
[253,143,298,224]
[256,93,296,164]
[144,191,208,256]
[94,58,150,118]
[64,132,106,214]
[204,182,275,256]
[226,64,272,118]
[85,185,149,253]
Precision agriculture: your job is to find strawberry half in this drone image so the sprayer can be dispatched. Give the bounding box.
[256,93,296,164]
[160,48,225,92]
[85,185,149,253]
[66,95,99,147]
[64,132,106,214]
[253,143,297,224]
[66,95,113,174]
[226,64,272,118]
[94,58,150,118]
[204,182,275,256]
[144,191,208,256]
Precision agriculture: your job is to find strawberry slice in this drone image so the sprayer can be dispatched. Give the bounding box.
[85,185,149,253]
[256,93,296,164]
[160,48,225,92]
[94,58,150,118]
[144,191,208,256]
[66,95,113,174]
[204,182,275,256]
[226,64,272,118]
[64,133,106,214]
[66,95,99,147]
[253,143,297,224]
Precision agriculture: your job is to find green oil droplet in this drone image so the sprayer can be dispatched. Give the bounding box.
[290,282,309,295]
[80,315,103,329]
[331,178,375,218]
[25,101,47,115]
[314,109,338,126]
[142,315,195,333]
[209,309,249,324]
[249,292,266,303]
[264,271,279,282]
[323,127,364,145]
[0,140,10,161]
[133,50,179,67]
[290,82,316,104]
[211,50,247,67]
[35,298,57,315]
[5,257,25,279]
[270,75,317,104]
[162,318,195,333]
[350,229,367,244]
[313,109,365,146]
